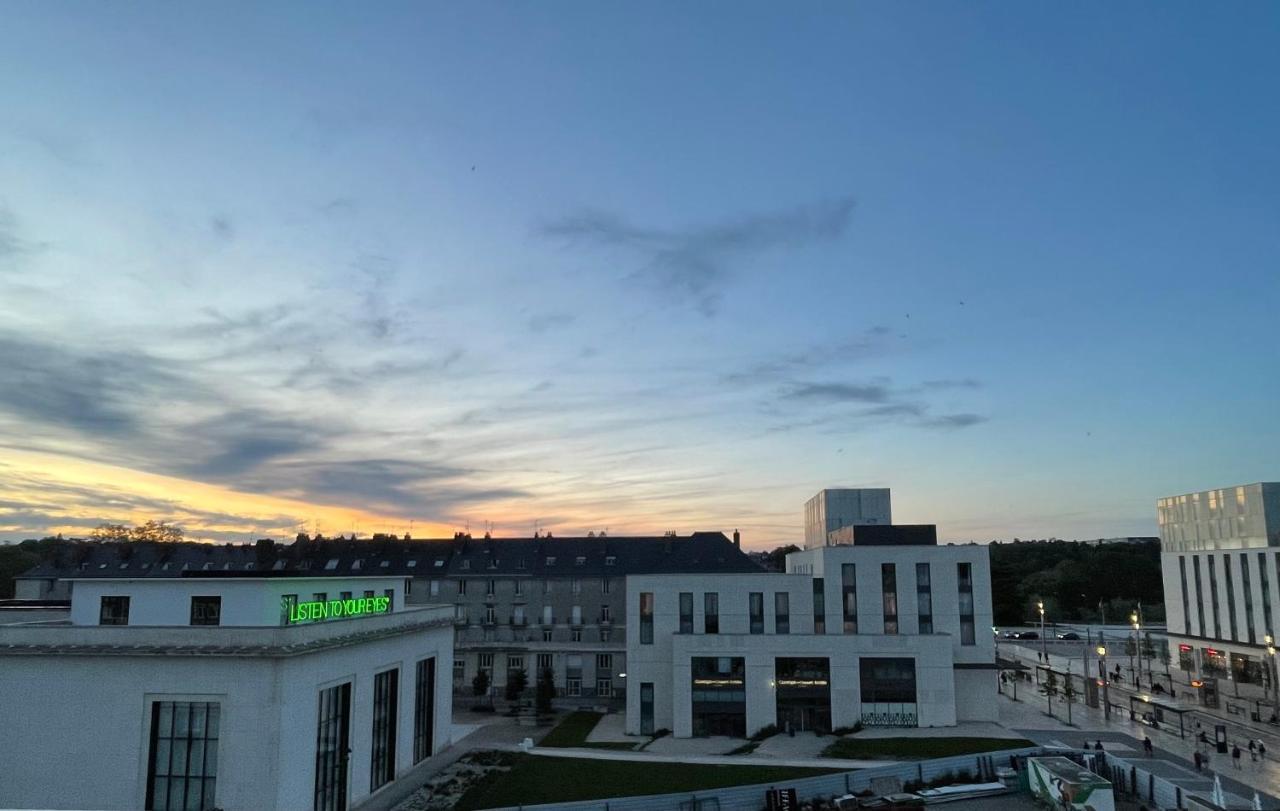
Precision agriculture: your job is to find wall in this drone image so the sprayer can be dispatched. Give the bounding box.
[0,623,453,811]
[69,576,408,627]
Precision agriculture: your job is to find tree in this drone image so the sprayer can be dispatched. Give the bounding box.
[1044,671,1058,717]
[763,544,801,573]
[91,524,132,542]
[1062,675,1077,726]
[536,667,555,714]
[472,670,491,704]
[130,521,183,543]
[505,668,528,703]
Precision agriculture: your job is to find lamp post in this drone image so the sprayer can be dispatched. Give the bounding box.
[1039,600,1048,663]
[1097,643,1111,720]
[1267,635,1278,714]
[1131,611,1142,688]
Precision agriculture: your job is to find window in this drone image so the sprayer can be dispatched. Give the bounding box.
[596,678,612,698]
[841,564,857,634]
[571,578,581,594]
[190,596,221,626]
[461,560,471,570]
[458,579,468,596]
[601,604,613,623]
[484,606,496,625]
[537,653,553,671]
[413,658,436,764]
[812,578,826,634]
[314,592,328,603]
[1237,554,1255,644]
[602,578,612,594]
[364,590,375,599]
[1262,553,1274,641]
[542,604,553,625]
[775,592,790,634]
[314,683,351,811]
[507,654,524,679]
[606,556,617,566]
[1194,556,1207,635]
[542,629,553,642]
[146,701,219,811]
[704,592,719,634]
[567,677,581,696]
[1179,557,1191,635]
[479,653,494,672]
[915,563,933,634]
[453,659,465,682]
[860,657,917,704]
[429,580,439,597]
[571,628,582,642]
[957,562,975,645]
[100,595,130,625]
[881,564,898,635]
[486,579,495,596]
[546,556,556,566]
[514,580,523,596]
[1225,555,1238,640]
[640,592,654,644]
[600,629,612,642]
[640,683,655,735]
[544,579,553,594]
[597,653,613,671]
[571,605,582,625]
[679,592,694,634]
[370,668,398,791]
[575,556,586,567]
[749,592,764,634]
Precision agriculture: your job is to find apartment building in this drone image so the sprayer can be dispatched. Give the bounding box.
[625,530,996,738]
[16,530,761,702]
[1158,483,1280,698]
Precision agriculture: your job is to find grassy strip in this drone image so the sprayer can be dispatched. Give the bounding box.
[538,710,605,747]
[821,736,1035,760]
[454,753,840,810]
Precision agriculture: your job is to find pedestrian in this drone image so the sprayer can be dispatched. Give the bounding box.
[1233,744,1242,769]
[1143,736,1154,757]
[1095,740,1104,751]
[1249,740,1257,762]
[1194,751,1203,772]
[1260,741,1267,760]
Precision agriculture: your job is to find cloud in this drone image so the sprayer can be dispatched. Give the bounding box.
[527,312,576,334]
[539,197,856,315]
[920,378,982,390]
[781,381,892,404]
[0,205,47,267]
[211,216,234,241]
[721,326,901,387]
[920,413,988,429]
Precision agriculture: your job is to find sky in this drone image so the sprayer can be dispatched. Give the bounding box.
[1,2,1278,548]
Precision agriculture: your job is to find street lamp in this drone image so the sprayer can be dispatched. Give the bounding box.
[1266,636,1277,713]
[1097,643,1111,719]
[1038,601,1047,662]
[1131,611,1141,688]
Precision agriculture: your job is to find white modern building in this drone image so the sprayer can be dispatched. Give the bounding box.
[804,488,892,548]
[0,573,455,811]
[1159,483,1280,701]
[625,531,996,738]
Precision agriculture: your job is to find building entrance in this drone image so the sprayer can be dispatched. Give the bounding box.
[775,657,832,733]
[691,656,746,738]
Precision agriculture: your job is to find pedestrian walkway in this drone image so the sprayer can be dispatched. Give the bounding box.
[993,666,1280,805]
[515,743,895,770]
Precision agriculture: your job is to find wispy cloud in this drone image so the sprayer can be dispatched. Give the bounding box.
[539,198,856,315]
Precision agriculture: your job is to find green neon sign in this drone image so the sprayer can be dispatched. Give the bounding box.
[284,595,391,624]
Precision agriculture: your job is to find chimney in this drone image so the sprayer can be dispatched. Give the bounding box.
[733,529,740,549]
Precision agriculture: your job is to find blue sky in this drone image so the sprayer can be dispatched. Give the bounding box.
[1,2,1277,546]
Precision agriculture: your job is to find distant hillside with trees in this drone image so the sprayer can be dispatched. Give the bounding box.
[755,539,1164,627]
[988,539,1163,626]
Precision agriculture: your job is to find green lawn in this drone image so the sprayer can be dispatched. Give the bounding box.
[822,736,1035,760]
[454,753,840,810]
[538,710,606,747]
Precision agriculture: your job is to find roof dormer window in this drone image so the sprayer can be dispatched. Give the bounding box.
[325,559,339,571]
[575,556,586,566]
[545,556,556,566]
[605,556,617,566]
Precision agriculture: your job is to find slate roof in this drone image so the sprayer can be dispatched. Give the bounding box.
[18,532,763,581]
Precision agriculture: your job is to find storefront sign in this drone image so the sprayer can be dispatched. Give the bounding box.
[285,595,391,624]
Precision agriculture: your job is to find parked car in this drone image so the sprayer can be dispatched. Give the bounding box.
[1057,632,1081,640]
[1008,631,1039,640]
